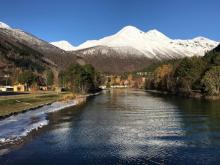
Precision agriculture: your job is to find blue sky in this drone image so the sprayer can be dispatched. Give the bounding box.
[0,0,219,45]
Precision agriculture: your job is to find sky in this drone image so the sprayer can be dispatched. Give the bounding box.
[0,0,219,46]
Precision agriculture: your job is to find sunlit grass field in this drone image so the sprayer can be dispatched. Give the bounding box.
[0,91,71,117]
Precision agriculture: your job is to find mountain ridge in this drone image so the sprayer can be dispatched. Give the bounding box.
[1,21,219,74]
[71,25,218,60]
[0,21,83,83]
[0,22,80,70]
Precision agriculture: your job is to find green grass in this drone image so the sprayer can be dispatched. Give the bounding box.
[0,91,71,117]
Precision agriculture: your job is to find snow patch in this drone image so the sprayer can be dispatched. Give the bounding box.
[0,22,11,29]
[50,40,75,51]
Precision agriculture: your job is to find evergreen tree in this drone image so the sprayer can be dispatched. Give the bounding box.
[201,66,220,95]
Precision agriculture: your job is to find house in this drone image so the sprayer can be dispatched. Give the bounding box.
[13,83,26,92]
[0,86,14,92]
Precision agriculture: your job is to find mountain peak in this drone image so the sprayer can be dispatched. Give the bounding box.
[118,25,143,35]
[50,40,75,51]
[145,29,170,41]
[147,29,162,34]
[0,21,11,29]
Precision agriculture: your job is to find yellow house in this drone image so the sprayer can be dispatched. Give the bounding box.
[13,83,25,92]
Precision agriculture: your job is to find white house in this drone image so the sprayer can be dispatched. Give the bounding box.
[0,86,14,92]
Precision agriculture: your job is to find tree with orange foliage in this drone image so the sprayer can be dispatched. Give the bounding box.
[153,64,174,90]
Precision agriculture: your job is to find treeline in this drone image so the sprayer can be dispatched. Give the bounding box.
[4,62,101,94]
[14,69,54,89]
[58,64,102,94]
[145,44,220,97]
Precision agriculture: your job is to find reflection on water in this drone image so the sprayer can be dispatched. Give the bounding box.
[0,101,76,145]
[1,89,220,165]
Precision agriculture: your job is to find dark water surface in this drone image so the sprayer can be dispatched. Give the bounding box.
[1,89,220,165]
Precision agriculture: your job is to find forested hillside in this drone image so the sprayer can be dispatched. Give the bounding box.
[144,44,220,97]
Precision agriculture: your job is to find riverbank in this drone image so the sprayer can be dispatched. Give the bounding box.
[146,89,220,100]
[0,92,70,119]
[0,91,101,145]
[0,91,101,119]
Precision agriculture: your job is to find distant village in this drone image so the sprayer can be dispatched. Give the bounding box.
[100,72,152,89]
[0,71,152,93]
[0,79,48,93]
[0,69,53,93]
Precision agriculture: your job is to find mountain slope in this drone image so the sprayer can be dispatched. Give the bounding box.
[68,26,219,73]
[0,22,11,29]
[50,40,75,51]
[204,44,220,65]
[74,26,218,60]
[0,32,53,78]
[75,46,152,73]
[0,22,79,70]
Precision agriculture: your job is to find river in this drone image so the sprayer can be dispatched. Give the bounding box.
[1,89,220,164]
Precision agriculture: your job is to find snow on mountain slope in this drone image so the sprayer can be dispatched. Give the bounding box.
[0,22,11,29]
[50,40,75,51]
[0,21,80,69]
[75,26,219,60]
[0,21,68,55]
[170,37,218,56]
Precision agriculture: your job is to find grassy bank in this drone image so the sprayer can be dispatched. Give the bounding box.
[0,91,71,118]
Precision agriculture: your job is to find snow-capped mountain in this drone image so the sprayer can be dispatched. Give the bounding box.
[74,26,219,60]
[1,21,219,73]
[51,40,75,51]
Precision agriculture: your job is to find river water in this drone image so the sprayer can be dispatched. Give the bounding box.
[1,89,220,165]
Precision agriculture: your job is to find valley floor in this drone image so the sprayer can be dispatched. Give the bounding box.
[0,91,71,118]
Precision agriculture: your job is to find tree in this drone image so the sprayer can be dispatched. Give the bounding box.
[81,64,101,93]
[201,66,220,95]
[58,70,69,88]
[46,70,54,86]
[204,44,220,66]
[82,64,96,91]
[175,57,207,91]
[66,64,83,92]
[153,64,174,90]
[64,64,100,94]
[18,70,35,87]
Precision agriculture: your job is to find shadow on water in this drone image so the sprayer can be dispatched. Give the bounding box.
[0,99,90,157]
[1,90,220,165]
